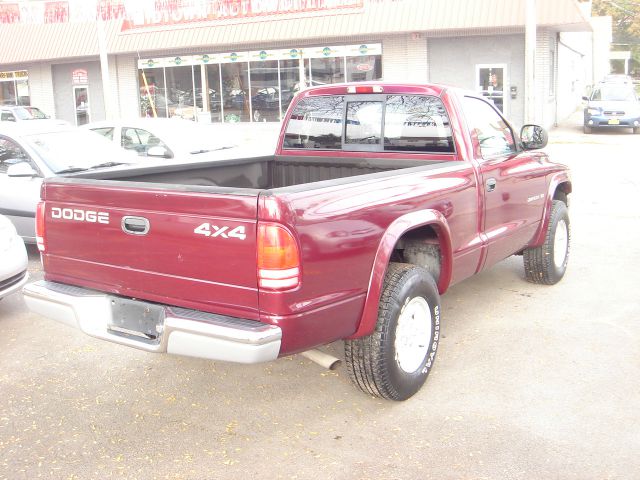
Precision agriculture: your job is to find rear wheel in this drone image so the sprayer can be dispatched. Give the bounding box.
[344,263,440,401]
[523,200,570,285]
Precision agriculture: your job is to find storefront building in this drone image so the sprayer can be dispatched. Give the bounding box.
[0,0,601,130]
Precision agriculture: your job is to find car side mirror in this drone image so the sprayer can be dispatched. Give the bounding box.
[146,146,172,159]
[7,162,39,177]
[520,125,548,150]
[582,96,589,101]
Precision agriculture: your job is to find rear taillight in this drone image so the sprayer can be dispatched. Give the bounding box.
[257,223,300,290]
[35,201,46,252]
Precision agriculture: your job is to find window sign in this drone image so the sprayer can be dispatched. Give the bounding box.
[137,58,168,69]
[305,46,346,59]
[219,52,250,64]
[195,53,220,65]
[72,68,88,85]
[0,70,30,105]
[167,55,196,67]
[346,44,382,56]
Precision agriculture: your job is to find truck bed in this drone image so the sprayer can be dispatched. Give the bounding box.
[73,155,451,190]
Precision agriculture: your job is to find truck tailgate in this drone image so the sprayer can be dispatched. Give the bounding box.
[41,181,260,319]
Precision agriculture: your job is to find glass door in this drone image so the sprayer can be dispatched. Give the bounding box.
[73,86,90,125]
[476,65,507,115]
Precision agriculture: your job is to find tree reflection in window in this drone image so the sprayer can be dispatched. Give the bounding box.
[283,96,344,150]
[384,95,454,153]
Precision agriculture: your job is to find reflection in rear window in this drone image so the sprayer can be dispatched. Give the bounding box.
[283,96,344,150]
[384,96,454,153]
[283,94,455,153]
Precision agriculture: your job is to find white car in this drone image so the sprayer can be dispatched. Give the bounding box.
[85,118,280,160]
[0,213,28,300]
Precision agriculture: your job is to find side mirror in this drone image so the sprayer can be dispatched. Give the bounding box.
[7,162,38,177]
[582,96,589,101]
[520,125,548,150]
[146,146,172,159]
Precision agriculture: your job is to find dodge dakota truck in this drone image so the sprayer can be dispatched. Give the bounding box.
[23,83,571,401]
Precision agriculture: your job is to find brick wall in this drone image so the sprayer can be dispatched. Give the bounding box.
[23,63,56,118]
[382,34,428,82]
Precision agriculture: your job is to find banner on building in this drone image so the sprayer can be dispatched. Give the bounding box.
[0,0,374,27]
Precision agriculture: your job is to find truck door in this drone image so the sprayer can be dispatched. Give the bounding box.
[461,96,548,269]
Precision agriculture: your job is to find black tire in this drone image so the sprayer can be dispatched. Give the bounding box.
[633,127,639,134]
[523,200,570,285]
[344,263,440,401]
[583,125,592,134]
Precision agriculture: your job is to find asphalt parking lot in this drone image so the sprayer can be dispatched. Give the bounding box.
[1,115,639,480]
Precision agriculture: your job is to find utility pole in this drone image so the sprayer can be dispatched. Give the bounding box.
[97,18,114,120]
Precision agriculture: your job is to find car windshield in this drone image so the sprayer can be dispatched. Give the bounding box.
[147,123,238,154]
[591,86,637,102]
[25,129,134,172]
[11,107,39,120]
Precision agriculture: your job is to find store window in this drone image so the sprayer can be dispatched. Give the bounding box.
[137,44,382,123]
[203,64,223,122]
[0,71,30,106]
[307,57,345,85]
[165,65,196,120]
[346,55,382,82]
[221,63,250,122]
[139,67,167,118]
[279,59,300,118]
[250,60,280,122]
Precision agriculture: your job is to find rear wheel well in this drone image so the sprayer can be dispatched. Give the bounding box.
[392,225,442,283]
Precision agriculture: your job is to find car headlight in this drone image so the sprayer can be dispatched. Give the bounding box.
[587,108,601,115]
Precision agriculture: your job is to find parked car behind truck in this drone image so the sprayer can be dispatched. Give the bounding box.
[24,83,571,400]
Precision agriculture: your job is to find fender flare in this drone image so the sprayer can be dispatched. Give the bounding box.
[530,172,572,247]
[350,209,453,339]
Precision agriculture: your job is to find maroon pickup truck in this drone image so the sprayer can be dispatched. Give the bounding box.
[24,83,571,400]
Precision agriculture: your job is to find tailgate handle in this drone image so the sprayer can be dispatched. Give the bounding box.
[122,216,150,235]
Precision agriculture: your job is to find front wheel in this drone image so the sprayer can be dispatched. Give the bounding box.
[344,263,441,401]
[523,200,570,285]
[583,125,592,134]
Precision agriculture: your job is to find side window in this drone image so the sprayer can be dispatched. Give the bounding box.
[462,96,516,158]
[384,95,454,153]
[91,127,114,140]
[283,96,344,150]
[0,137,30,174]
[122,128,167,155]
[1,112,16,122]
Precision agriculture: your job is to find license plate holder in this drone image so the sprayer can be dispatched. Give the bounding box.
[608,119,620,125]
[108,297,165,345]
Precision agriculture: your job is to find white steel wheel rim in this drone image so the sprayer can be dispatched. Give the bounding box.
[553,219,569,269]
[395,296,432,374]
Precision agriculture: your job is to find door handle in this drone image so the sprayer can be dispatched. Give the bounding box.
[121,216,150,235]
[486,178,497,192]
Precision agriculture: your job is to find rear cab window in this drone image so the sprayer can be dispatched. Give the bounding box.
[283,94,455,154]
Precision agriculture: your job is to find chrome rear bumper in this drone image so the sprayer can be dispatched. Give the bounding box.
[23,280,281,364]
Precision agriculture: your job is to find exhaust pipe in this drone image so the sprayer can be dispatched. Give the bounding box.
[300,349,341,370]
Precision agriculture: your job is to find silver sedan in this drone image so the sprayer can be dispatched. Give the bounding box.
[0,122,140,242]
[0,213,28,300]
